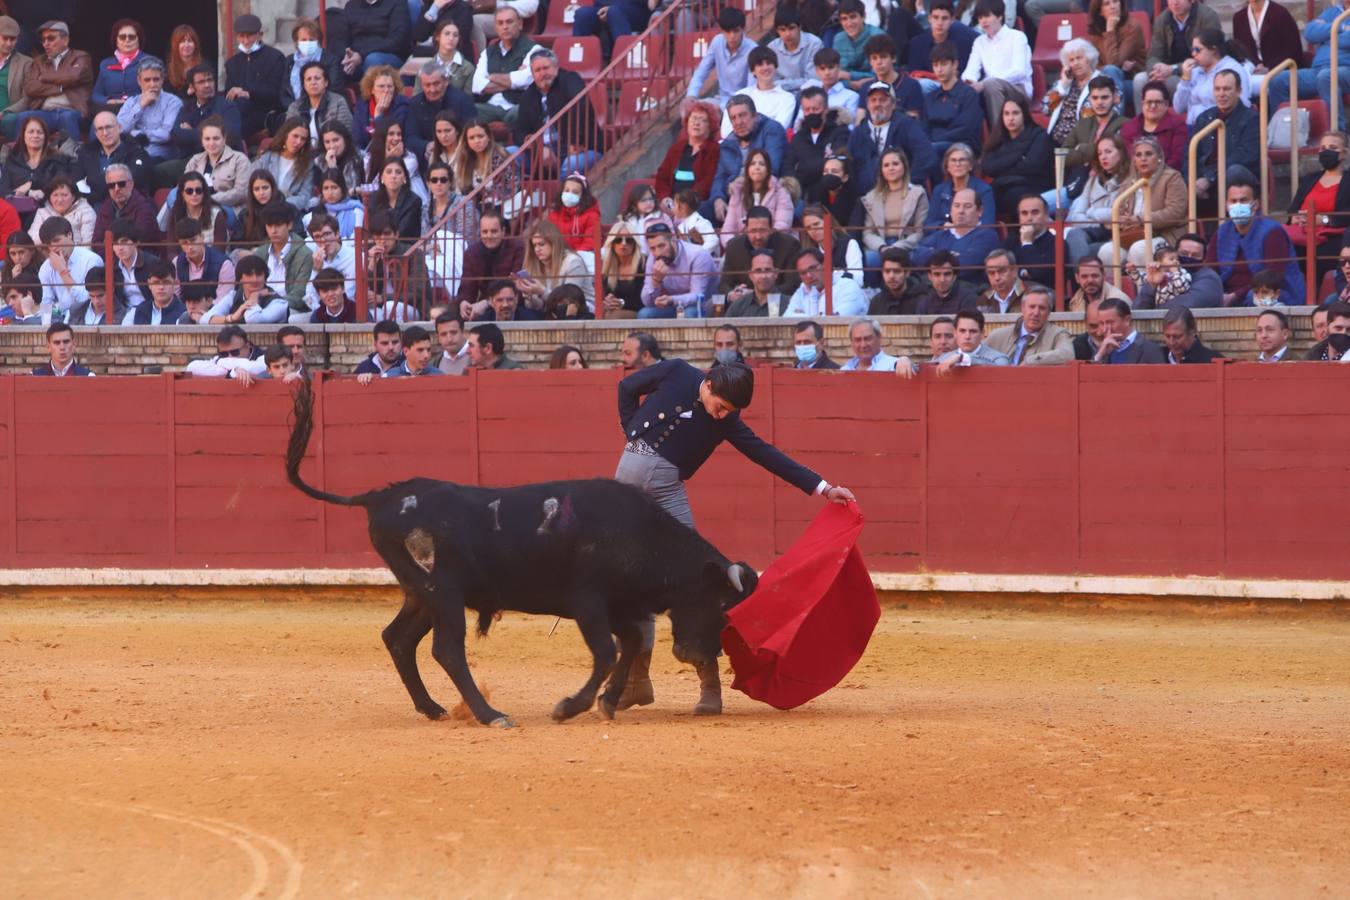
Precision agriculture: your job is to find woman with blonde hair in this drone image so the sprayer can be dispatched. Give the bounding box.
[517,219,594,314]
[858,148,928,284]
[599,222,647,318]
[354,64,409,150]
[451,119,518,209]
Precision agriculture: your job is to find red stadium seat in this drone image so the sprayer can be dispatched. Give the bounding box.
[554,36,603,80]
[536,0,594,44]
[613,34,666,78]
[609,79,671,133]
[1032,13,1088,73]
[1129,11,1151,47]
[153,188,170,210]
[1319,268,1335,303]
[1031,64,1049,128]
[1268,100,1329,165]
[673,31,716,79]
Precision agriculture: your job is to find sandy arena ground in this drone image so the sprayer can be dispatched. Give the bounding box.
[2,592,1348,899]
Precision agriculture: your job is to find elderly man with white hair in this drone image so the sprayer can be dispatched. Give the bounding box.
[115,58,182,162]
[840,318,901,371]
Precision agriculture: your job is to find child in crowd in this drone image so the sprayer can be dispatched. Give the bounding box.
[673,189,718,255]
[1132,246,1191,307]
[1245,269,1295,308]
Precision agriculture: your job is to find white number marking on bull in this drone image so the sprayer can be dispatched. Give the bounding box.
[400,495,418,514]
[488,498,501,531]
[536,497,560,535]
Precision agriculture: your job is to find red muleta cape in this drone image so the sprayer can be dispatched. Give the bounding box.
[721,502,879,710]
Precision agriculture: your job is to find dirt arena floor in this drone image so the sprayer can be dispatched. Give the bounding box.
[2,591,1348,899]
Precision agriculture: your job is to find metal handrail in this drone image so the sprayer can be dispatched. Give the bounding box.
[1331,7,1350,133]
[1111,177,1153,279]
[1259,58,1299,212]
[1188,118,1226,233]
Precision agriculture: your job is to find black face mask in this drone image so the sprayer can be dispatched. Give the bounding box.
[1329,333,1350,354]
[1320,149,1342,171]
[818,173,843,192]
[1177,254,1203,272]
[801,113,824,131]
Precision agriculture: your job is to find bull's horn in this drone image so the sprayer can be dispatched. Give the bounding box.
[727,563,745,593]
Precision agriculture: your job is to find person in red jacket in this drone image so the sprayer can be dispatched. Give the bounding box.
[0,196,18,248]
[654,101,722,209]
[546,173,601,253]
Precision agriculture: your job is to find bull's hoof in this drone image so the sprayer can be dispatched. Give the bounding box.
[692,695,722,716]
[550,695,593,722]
[598,696,617,720]
[419,704,448,721]
[488,715,515,729]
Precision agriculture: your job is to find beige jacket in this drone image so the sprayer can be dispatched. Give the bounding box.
[186,145,252,212]
[0,52,32,114]
[859,186,929,253]
[984,321,1076,365]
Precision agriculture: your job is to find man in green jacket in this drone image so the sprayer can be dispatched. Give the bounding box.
[253,204,314,321]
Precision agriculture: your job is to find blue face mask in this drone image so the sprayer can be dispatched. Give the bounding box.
[794,343,818,364]
[713,349,739,366]
[1227,202,1253,226]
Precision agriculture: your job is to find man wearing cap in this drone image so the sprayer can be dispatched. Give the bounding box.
[0,17,33,133]
[224,14,287,138]
[845,81,937,189]
[19,20,91,141]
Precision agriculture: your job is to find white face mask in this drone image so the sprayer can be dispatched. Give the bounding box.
[238,41,258,55]
[560,191,581,208]
[296,40,320,58]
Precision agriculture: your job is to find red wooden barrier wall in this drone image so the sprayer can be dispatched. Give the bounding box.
[2,365,1348,580]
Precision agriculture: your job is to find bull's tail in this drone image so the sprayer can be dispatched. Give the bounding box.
[286,379,370,508]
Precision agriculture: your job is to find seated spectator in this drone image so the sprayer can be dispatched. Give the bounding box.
[384,325,445,377]
[173,219,235,307]
[911,187,999,283]
[108,218,160,312]
[178,285,217,324]
[76,112,152,204]
[121,259,186,325]
[68,268,122,326]
[1,115,73,203]
[254,118,318,212]
[709,95,788,223]
[792,319,841,369]
[546,173,600,253]
[315,123,365,198]
[1130,244,1194,309]
[767,7,823,93]
[848,81,938,190]
[369,157,423,240]
[725,46,797,138]
[723,148,794,247]
[934,308,1010,373]
[1047,40,1104,148]
[19,21,92,142]
[423,112,462,174]
[840,318,899,370]
[835,0,885,89]
[451,119,518,207]
[185,325,266,378]
[38,216,99,317]
[470,6,543,127]
[908,3,976,75]
[979,247,1025,314]
[1191,70,1259,210]
[611,184,674,256]
[806,155,861,238]
[720,206,801,296]
[365,213,431,321]
[599,224,646,318]
[1209,176,1305,306]
[1135,232,1224,310]
[423,19,476,95]
[550,344,588,369]
[29,177,93,246]
[1240,266,1304,310]
[1161,305,1224,364]
[724,248,787,317]
[184,117,251,215]
[413,0,476,59]
[408,61,475,162]
[1087,0,1145,103]
[1130,0,1217,115]
[1304,301,1350,360]
[543,283,591,320]
[618,330,663,369]
[1068,256,1129,311]
[166,25,205,98]
[172,66,244,162]
[468,322,523,369]
[517,219,592,314]
[31,322,93,375]
[1008,194,1056,288]
[868,35,924,120]
[337,0,411,78]
[638,223,718,318]
[1065,134,1131,264]
[859,148,929,282]
[1288,132,1350,280]
[1173,28,1250,127]
[672,189,718,254]
[962,0,1031,129]
[422,160,476,297]
[433,313,470,374]
[233,170,287,246]
[224,15,288,138]
[457,208,524,318]
[916,249,979,314]
[1121,80,1187,171]
[355,320,404,375]
[93,161,161,244]
[252,203,315,321]
[1096,136,1186,280]
[801,203,865,283]
[786,87,850,200]
[1050,76,1122,211]
[1255,307,1294,362]
[514,51,604,179]
[93,19,159,112]
[1231,0,1301,87]
[924,42,982,160]
[281,18,347,111]
[353,65,410,152]
[1313,300,1332,340]
[869,247,926,315]
[2,231,39,287]
[785,248,869,317]
[2,273,42,324]
[206,253,288,325]
[685,7,753,107]
[926,143,995,228]
[1091,297,1165,363]
[361,120,428,203]
[158,171,229,246]
[303,213,356,308]
[981,95,1052,219]
[0,17,26,121]
[285,62,355,146]
[802,48,861,124]
[984,286,1073,365]
[655,102,721,209]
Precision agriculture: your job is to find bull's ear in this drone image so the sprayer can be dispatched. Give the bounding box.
[726,562,758,600]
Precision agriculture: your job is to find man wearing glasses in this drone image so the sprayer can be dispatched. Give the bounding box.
[75,112,151,202]
[92,163,161,245]
[18,21,91,142]
[1131,0,1218,116]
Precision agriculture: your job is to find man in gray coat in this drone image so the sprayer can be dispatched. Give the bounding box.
[935,308,1010,374]
[983,287,1074,365]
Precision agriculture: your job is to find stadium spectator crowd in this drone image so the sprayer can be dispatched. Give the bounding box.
[1,0,1346,373]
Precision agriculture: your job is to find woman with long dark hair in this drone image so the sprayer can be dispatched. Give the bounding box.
[980,95,1053,218]
[253,117,317,211]
[369,157,424,240]
[0,116,72,202]
[161,171,229,245]
[314,123,363,196]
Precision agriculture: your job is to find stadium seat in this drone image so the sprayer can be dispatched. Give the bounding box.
[587,83,608,131]
[153,188,170,210]
[1032,13,1088,73]
[1031,64,1049,128]
[554,36,603,80]
[613,34,667,78]
[673,31,715,79]
[1319,268,1336,303]
[1130,11,1151,47]
[536,0,593,44]
[1268,100,1329,166]
[609,78,671,133]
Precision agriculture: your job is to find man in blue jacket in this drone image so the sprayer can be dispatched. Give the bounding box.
[847,81,938,188]
[707,95,787,223]
[612,359,855,716]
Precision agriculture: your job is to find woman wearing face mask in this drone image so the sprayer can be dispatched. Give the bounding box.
[1286,131,1350,283]
[546,174,601,253]
[281,19,345,110]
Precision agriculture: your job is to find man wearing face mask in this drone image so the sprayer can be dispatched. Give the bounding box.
[792,320,839,369]
[1304,301,1350,360]
[787,87,851,198]
[1136,233,1225,310]
[710,324,754,367]
[1210,176,1305,307]
[224,15,287,138]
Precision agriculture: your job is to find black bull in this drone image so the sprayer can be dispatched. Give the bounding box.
[285,382,758,727]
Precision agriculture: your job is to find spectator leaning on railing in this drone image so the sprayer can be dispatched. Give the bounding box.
[985,286,1074,366]
[935,308,1010,373]
[840,318,899,371]
[791,320,840,370]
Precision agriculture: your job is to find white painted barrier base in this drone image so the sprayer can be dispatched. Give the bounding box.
[0,569,1343,602]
